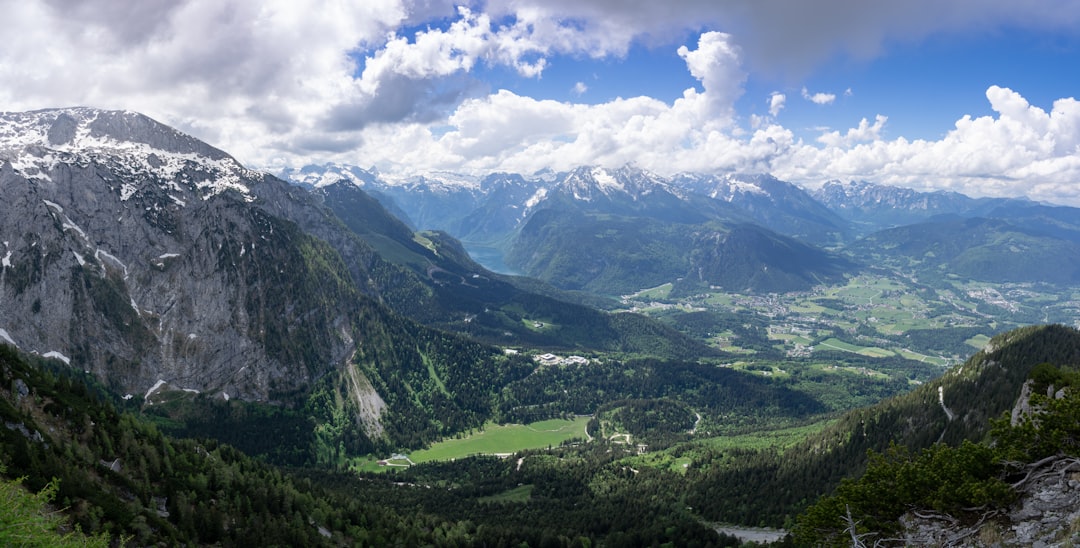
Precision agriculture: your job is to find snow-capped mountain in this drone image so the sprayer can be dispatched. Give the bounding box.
[1,107,263,204]
[0,108,376,401]
[557,165,668,202]
[537,165,718,225]
[284,163,854,250]
[672,173,850,244]
[284,163,493,233]
[3,108,705,438]
[281,162,381,189]
[812,179,1023,234]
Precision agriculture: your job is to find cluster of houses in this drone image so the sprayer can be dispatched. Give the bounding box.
[533,353,591,366]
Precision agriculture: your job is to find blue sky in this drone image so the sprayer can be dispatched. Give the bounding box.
[473,24,1080,143]
[3,0,1080,204]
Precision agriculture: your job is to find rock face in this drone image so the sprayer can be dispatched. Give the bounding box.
[899,461,1080,547]
[0,108,362,402]
[894,379,1080,547]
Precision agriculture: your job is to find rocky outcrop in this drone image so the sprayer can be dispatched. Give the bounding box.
[0,108,365,403]
[891,382,1080,547]
[898,457,1080,547]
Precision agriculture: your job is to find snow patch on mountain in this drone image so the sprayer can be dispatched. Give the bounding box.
[1,108,260,203]
[720,177,769,200]
[524,187,548,209]
[94,249,129,279]
[42,351,70,365]
[42,199,91,242]
[144,379,168,402]
[591,167,624,193]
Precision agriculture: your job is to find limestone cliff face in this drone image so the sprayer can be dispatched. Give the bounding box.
[0,108,362,403]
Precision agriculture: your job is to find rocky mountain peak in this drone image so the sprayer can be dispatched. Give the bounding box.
[558,165,667,202]
[0,107,361,403]
[1,107,261,203]
[281,162,380,189]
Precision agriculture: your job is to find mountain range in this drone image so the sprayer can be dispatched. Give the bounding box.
[291,161,1080,293]
[0,108,725,458]
[4,107,1080,545]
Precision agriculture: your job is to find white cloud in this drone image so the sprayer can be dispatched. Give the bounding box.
[482,0,1080,79]
[773,86,1080,204]
[572,82,589,95]
[768,93,786,117]
[802,87,837,105]
[816,115,887,147]
[676,32,745,125]
[2,1,1080,205]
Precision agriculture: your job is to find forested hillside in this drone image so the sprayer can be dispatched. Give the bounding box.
[0,343,737,546]
[681,324,1080,527]
[793,351,1080,545]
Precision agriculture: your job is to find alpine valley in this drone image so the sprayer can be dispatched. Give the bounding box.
[4,108,1080,546]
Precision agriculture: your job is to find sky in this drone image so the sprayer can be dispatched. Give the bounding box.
[2,0,1080,205]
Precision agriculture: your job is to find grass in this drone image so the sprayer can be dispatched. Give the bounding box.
[966,334,992,349]
[355,417,591,473]
[477,484,534,503]
[768,332,814,346]
[699,419,834,451]
[895,348,950,366]
[731,362,789,379]
[522,318,556,332]
[790,301,829,314]
[411,418,589,462]
[815,363,891,380]
[422,352,450,397]
[816,338,895,358]
[624,419,835,474]
[626,282,673,300]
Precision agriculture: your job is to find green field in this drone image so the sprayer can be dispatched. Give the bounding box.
[477,484,535,503]
[896,348,950,366]
[965,334,992,349]
[355,417,590,472]
[626,282,674,300]
[624,420,834,474]
[816,338,895,358]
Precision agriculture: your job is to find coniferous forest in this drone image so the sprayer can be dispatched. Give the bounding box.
[6,324,1080,545]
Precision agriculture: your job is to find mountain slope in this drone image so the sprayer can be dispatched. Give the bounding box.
[0,108,357,400]
[0,344,730,546]
[813,179,1025,234]
[685,222,853,293]
[848,216,1080,284]
[355,165,855,296]
[506,207,851,295]
[311,179,717,357]
[675,172,851,244]
[685,324,1080,527]
[0,108,539,453]
[792,329,1080,545]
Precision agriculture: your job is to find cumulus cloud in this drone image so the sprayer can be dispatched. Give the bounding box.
[773,86,1080,204]
[802,87,837,105]
[2,1,1080,205]
[481,0,1080,78]
[572,82,589,95]
[816,115,887,147]
[676,32,745,124]
[769,93,787,117]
